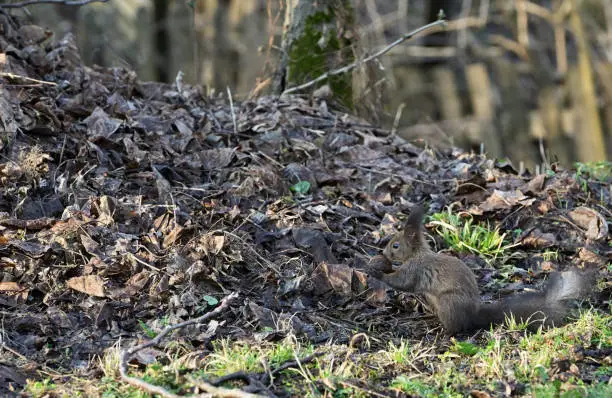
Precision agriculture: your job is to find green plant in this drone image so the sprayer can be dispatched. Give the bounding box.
[541,250,560,262]
[574,161,612,182]
[391,376,438,396]
[429,208,518,260]
[290,180,311,195]
[204,340,264,376]
[25,378,57,397]
[137,319,156,338]
[451,340,480,356]
[26,379,55,397]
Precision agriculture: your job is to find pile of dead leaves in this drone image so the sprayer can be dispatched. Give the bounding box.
[0,12,609,395]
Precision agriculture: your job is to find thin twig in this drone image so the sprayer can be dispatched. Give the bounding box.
[119,292,239,397]
[282,19,446,95]
[227,86,238,135]
[127,252,165,274]
[266,352,323,379]
[0,72,56,86]
[0,0,107,8]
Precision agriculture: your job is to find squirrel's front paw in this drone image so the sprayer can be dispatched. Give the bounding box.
[366,255,392,278]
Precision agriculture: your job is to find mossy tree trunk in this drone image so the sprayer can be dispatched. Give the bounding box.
[569,0,606,161]
[274,0,355,107]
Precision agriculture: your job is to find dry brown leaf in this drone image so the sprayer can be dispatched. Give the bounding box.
[199,233,225,255]
[311,262,352,296]
[199,148,235,170]
[522,174,546,194]
[163,225,184,248]
[0,281,29,304]
[479,189,535,212]
[521,229,557,248]
[541,261,555,271]
[67,275,106,297]
[123,271,151,297]
[51,217,85,234]
[567,206,608,241]
[577,248,608,267]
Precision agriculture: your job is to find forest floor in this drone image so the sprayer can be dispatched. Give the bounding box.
[0,14,611,398]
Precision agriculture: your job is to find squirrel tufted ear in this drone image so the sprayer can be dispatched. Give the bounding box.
[403,204,426,236]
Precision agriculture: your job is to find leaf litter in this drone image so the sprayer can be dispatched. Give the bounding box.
[0,12,610,397]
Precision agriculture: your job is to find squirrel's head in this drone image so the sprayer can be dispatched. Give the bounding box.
[382,205,430,263]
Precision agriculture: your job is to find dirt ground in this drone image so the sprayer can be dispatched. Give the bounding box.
[0,12,610,398]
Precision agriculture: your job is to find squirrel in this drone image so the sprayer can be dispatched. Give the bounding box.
[366,205,593,335]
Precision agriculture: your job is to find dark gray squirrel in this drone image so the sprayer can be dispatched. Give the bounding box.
[367,205,594,335]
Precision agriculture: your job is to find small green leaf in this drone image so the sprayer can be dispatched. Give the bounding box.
[535,365,549,382]
[203,295,219,306]
[290,180,310,195]
[138,319,157,338]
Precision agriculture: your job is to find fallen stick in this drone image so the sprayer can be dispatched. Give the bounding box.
[119,292,239,398]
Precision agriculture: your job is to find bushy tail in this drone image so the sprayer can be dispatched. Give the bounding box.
[473,270,593,330]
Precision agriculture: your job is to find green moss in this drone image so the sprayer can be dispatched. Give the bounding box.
[287,5,354,108]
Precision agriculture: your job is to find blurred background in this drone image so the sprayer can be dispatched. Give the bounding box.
[8,0,612,169]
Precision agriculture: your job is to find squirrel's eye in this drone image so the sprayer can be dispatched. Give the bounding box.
[392,242,400,249]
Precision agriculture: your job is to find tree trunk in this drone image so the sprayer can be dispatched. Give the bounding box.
[153,0,169,82]
[273,0,355,107]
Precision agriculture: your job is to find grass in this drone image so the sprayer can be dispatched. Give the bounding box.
[25,378,57,397]
[574,161,612,183]
[574,161,612,200]
[20,309,611,397]
[202,338,314,377]
[386,309,611,396]
[429,207,519,260]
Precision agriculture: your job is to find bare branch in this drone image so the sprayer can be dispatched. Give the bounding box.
[282,19,447,95]
[0,0,108,8]
[119,292,239,398]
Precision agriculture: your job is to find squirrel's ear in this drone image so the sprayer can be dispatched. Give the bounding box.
[403,204,426,235]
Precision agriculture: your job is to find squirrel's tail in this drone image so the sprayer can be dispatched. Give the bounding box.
[474,270,593,330]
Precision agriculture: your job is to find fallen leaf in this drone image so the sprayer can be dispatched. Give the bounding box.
[67,275,106,297]
[0,281,29,305]
[479,189,535,212]
[84,107,122,139]
[521,229,557,248]
[577,248,607,267]
[540,261,555,271]
[310,262,352,296]
[199,233,225,255]
[199,148,235,170]
[522,174,546,194]
[292,228,337,264]
[567,206,608,241]
[123,271,151,297]
[0,281,27,293]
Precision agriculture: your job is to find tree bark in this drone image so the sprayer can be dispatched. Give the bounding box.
[273,0,355,106]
